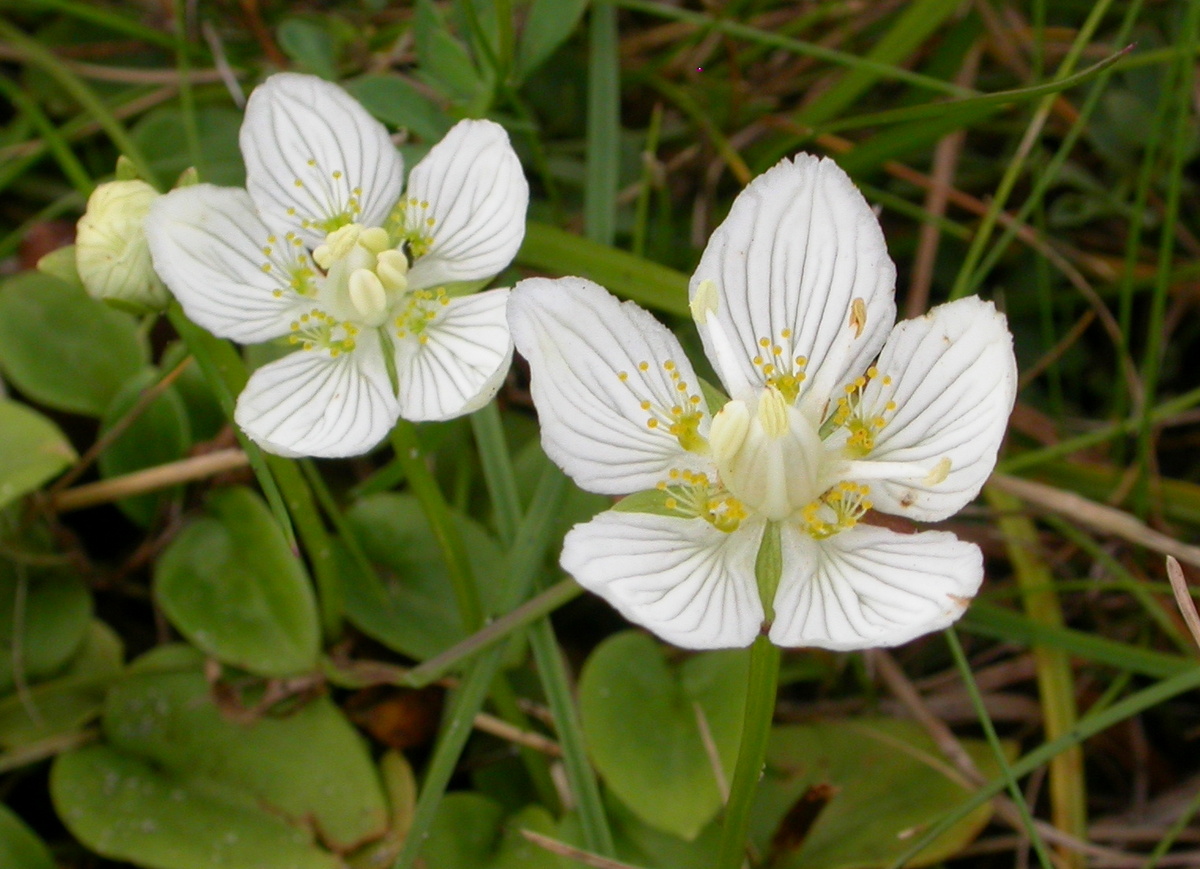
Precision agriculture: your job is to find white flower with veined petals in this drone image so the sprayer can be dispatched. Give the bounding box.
[145,72,529,458]
[509,154,1017,651]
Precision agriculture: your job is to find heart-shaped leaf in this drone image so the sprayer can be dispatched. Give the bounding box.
[341,493,504,661]
[750,719,1006,868]
[53,645,389,869]
[0,399,75,510]
[0,804,55,869]
[0,560,91,694]
[0,620,123,749]
[0,272,146,416]
[98,368,191,526]
[578,631,750,840]
[421,794,563,869]
[155,487,320,677]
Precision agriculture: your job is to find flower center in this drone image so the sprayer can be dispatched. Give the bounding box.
[307,222,411,329]
[709,385,824,521]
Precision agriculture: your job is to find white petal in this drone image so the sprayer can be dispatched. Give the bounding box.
[769,524,982,650]
[394,288,513,421]
[509,277,715,495]
[146,185,310,343]
[241,73,404,242]
[234,330,400,458]
[690,154,896,414]
[404,119,529,289]
[563,511,766,650]
[855,297,1017,522]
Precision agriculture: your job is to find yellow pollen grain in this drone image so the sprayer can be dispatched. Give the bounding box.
[261,264,271,273]
[867,366,879,378]
[618,371,628,381]
[780,328,792,338]
[883,376,893,385]
[665,497,678,510]
[647,419,658,428]
[306,159,316,167]
[690,395,701,404]
[886,401,897,411]
[640,400,651,411]
[759,337,770,347]
[638,362,649,371]
[772,345,783,355]
[656,481,667,490]
[664,360,675,371]
[332,170,342,179]
[753,356,763,366]
[294,179,304,187]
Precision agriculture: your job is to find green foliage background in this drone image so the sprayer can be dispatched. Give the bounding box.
[1,1,1199,868]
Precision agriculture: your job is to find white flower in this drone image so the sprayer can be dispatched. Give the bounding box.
[76,179,169,310]
[509,155,1017,651]
[145,73,529,457]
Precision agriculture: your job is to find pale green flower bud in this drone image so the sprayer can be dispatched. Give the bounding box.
[75,179,169,311]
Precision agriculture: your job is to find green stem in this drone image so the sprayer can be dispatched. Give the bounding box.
[585,0,620,245]
[266,457,343,642]
[469,404,521,544]
[470,407,615,855]
[389,420,483,632]
[391,463,568,869]
[165,307,293,547]
[888,665,1200,869]
[404,578,582,688]
[945,628,1054,869]
[714,635,780,869]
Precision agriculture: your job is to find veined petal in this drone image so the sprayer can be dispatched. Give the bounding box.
[404,119,529,290]
[854,296,1017,522]
[769,524,982,650]
[509,277,715,495]
[234,330,400,458]
[146,185,310,343]
[241,73,404,242]
[563,511,766,650]
[690,154,896,414]
[393,287,513,421]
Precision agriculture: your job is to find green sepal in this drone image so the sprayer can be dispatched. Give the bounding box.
[611,488,678,516]
[377,326,401,397]
[699,376,728,412]
[114,155,139,181]
[174,166,200,188]
[440,278,490,298]
[754,520,782,623]
[36,246,83,291]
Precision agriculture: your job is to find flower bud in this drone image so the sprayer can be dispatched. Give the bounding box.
[75,180,168,310]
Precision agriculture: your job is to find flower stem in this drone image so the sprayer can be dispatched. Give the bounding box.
[714,634,780,869]
[389,419,483,632]
[470,403,616,856]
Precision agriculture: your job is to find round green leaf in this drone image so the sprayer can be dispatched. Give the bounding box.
[422,794,563,869]
[578,631,750,840]
[0,804,55,869]
[155,487,320,677]
[0,272,146,416]
[342,493,505,660]
[52,745,342,869]
[749,719,1007,868]
[0,620,123,750]
[0,561,91,694]
[0,399,75,510]
[98,368,191,526]
[94,648,388,853]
